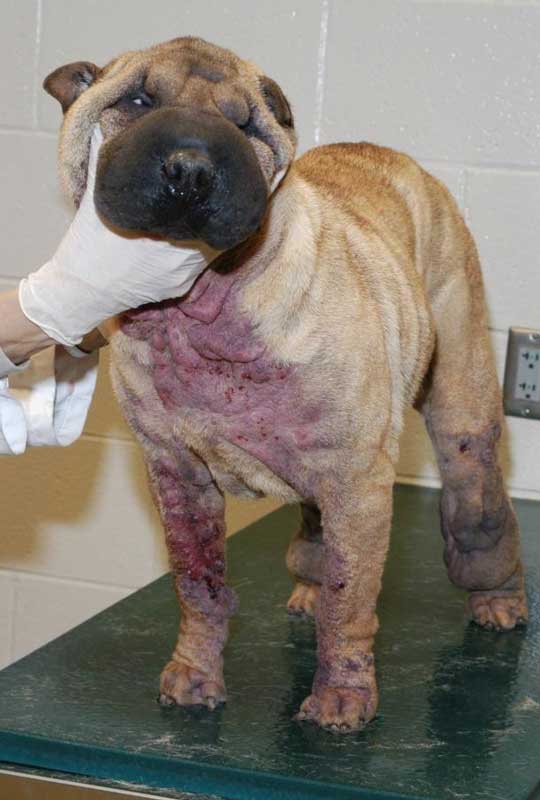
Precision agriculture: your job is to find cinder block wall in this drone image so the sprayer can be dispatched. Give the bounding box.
[1,0,539,666]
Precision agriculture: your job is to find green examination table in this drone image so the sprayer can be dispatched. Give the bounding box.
[0,484,539,800]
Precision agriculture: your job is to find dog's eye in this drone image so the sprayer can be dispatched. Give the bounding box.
[131,92,153,108]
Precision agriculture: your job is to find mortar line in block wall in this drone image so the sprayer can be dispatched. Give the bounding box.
[417,157,540,175]
[456,169,466,212]
[31,0,43,130]
[0,567,138,594]
[419,158,467,204]
[313,0,330,146]
[463,167,472,225]
[0,127,56,138]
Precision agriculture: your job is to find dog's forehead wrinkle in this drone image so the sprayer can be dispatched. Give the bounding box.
[140,60,254,123]
[188,60,226,83]
[101,42,265,107]
[144,55,235,106]
[144,62,187,102]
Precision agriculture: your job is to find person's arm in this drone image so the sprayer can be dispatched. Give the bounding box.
[0,289,53,364]
[0,289,107,370]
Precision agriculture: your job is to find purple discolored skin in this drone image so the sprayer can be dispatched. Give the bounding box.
[144,444,237,709]
[119,262,347,712]
[121,263,331,498]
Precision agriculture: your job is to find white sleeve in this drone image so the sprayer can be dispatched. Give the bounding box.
[8,345,99,448]
[0,378,28,454]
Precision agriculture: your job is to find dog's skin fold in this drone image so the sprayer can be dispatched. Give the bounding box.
[45,36,527,733]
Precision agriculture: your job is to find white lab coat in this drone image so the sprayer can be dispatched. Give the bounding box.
[0,346,98,455]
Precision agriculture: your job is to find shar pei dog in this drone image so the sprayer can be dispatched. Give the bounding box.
[44,36,527,732]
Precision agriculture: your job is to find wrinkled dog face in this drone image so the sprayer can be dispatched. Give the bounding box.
[44,37,297,249]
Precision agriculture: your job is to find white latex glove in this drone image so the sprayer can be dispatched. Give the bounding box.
[18,126,219,347]
[0,346,98,455]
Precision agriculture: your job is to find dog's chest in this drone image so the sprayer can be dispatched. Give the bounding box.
[120,269,319,455]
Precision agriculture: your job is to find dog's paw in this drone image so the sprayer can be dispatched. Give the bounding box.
[287,582,320,617]
[468,589,528,631]
[158,659,226,710]
[295,685,377,733]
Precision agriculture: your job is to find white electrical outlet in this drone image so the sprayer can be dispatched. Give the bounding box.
[503,328,540,419]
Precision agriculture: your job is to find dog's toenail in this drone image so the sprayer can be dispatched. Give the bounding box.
[158,693,175,707]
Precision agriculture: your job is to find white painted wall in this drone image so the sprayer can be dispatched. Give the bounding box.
[0,0,538,667]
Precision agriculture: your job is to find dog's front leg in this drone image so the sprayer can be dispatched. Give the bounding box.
[298,454,395,732]
[147,449,237,710]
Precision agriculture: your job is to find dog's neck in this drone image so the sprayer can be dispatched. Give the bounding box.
[225,167,320,287]
[225,165,325,364]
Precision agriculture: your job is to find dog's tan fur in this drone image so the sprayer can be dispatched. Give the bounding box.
[49,37,295,203]
[47,37,527,732]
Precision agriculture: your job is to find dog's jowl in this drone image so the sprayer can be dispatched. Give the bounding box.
[45,36,527,732]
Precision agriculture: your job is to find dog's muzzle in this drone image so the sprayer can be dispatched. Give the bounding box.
[94,107,269,250]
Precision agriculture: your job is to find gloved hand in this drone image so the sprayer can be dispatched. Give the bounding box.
[18,126,219,347]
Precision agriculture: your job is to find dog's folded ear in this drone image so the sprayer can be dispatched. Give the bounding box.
[43,61,101,113]
[259,76,293,128]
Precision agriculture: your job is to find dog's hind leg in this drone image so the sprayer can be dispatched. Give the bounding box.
[286,503,323,617]
[421,239,527,631]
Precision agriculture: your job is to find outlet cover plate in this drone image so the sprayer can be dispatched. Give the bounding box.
[503,327,540,419]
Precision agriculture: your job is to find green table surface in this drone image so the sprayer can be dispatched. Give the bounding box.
[0,484,539,800]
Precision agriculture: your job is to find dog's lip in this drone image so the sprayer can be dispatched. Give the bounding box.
[155,218,200,242]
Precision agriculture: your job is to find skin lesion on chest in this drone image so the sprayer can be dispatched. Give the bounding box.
[156,311,293,416]
[120,269,293,417]
[119,267,331,487]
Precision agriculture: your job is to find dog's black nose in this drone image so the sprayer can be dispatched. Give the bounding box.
[95,107,269,248]
[162,149,214,200]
